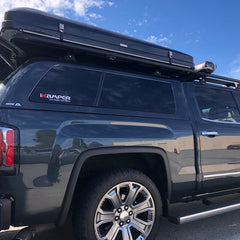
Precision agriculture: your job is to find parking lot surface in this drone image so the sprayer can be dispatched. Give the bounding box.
[1,208,240,240]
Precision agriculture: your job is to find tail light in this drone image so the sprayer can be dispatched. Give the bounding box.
[0,127,18,175]
[0,131,5,165]
[6,130,14,166]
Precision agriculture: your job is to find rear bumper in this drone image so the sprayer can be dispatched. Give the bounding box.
[0,198,11,230]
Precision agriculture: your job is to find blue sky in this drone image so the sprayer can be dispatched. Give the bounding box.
[1,0,240,77]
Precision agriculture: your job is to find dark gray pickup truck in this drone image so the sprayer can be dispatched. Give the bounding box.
[0,8,240,240]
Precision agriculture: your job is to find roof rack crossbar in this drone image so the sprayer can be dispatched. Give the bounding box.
[206,73,240,84]
[196,73,240,89]
[203,77,238,88]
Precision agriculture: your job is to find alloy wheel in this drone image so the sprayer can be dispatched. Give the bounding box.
[94,182,155,240]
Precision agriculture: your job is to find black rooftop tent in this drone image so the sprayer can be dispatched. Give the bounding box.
[0,8,194,71]
[1,8,240,88]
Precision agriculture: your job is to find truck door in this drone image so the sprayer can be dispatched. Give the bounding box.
[191,83,240,192]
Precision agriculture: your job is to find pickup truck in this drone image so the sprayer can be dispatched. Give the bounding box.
[1,8,240,240]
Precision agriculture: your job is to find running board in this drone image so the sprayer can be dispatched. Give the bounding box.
[169,198,240,224]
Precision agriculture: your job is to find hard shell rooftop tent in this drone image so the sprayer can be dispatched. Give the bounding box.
[0,8,195,76]
[0,8,239,88]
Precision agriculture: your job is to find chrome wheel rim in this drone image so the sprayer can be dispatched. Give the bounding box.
[94,182,155,240]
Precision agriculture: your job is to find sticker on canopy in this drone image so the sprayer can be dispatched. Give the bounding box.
[40,93,71,103]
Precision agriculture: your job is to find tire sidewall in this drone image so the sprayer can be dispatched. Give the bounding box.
[73,169,162,240]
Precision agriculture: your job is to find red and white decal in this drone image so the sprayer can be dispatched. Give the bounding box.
[40,93,71,102]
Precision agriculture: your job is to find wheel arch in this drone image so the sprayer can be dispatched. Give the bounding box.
[57,146,172,226]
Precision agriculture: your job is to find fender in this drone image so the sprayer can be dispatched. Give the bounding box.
[57,146,172,226]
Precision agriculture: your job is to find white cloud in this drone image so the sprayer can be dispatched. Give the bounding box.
[0,0,114,23]
[145,34,172,47]
[89,13,102,19]
[128,18,148,27]
[73,0,105,17]
[137,19,148,27]
[185,31,201,45]
[123,29,131,36]
[108,2,114,7]
[229,55,240,79]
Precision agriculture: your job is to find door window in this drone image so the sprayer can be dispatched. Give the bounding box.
[194,86,240,123]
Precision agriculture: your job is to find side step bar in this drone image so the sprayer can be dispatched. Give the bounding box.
[169,198,240,224]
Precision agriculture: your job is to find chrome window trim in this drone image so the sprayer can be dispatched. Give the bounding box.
[201,117,240,125]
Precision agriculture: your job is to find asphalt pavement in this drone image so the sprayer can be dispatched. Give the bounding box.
[1,209,240,240]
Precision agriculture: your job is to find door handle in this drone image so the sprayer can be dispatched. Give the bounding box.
[202,131,219,137]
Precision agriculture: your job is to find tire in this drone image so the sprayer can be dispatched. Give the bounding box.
[72,169,162,240]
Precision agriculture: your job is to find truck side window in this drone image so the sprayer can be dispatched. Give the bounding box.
[30,65,101,106]
[99,73,175,114]
[194,86,240,123]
